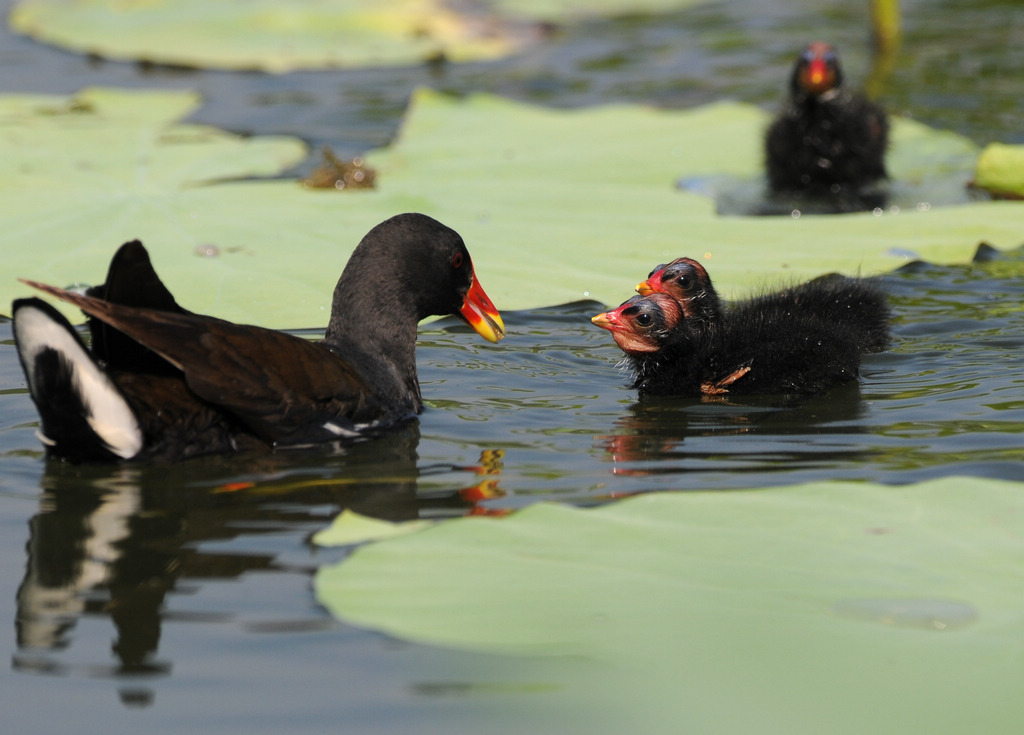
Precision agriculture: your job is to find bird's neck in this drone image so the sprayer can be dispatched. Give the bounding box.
[628,331,704,393]
[324,282,423,412]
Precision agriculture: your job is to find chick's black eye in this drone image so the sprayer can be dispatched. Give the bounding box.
[671,267,696,289]
[635,313,653,327]
[452,252,464,269]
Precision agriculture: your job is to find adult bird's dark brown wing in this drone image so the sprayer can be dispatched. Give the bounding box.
[21,279,379,446]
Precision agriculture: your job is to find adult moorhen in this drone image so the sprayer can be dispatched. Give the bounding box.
[765,42,889,205]
[592,259,890,397]
[13,213,505,463]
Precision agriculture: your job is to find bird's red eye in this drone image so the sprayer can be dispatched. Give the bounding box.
[452,252,464,269]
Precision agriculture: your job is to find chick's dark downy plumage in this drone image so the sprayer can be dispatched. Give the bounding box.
[593,258,891,397]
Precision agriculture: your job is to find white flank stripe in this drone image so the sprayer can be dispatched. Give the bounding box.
[322,421,358,438]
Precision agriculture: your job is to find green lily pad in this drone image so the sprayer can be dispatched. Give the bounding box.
[974,143,1024,198]
[0,87,333,327]
[3,87,1022,328]
[365,89,1023,314]
[9,0,710,73]
[498,0,711,22]
[315,477,1024,734]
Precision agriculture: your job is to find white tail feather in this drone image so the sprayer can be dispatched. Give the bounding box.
[14,304,143,459]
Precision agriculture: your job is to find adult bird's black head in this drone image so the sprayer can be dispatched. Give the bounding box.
[326,213,504,349]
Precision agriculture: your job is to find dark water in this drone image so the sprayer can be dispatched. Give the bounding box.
[4,246,1024,730]
[2,0,1023,731]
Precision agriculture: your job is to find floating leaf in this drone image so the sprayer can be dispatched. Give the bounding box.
[3,88,1023,328]
[974,143,1024,198]
[8,0,713,73]
[315,477,1024,734]
[496,0,712,22]
[9,0,525,72]
[0,87,328,327]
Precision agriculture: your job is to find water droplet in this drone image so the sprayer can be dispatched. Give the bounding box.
[872,207,884,216]
[916,201,931,212]
[583,291,590,297]
[889,205,900,215]
[194,243,219,257]
[790,209,801,219]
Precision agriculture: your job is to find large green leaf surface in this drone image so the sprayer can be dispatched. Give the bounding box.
[9,0,710,72]
[3,87,1022,327]
[315,477,1024,734]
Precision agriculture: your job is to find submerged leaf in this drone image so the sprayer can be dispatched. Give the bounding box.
[315,477,1024,734]
[312,509,432,546]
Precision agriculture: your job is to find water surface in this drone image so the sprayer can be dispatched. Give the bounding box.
[1,0,1023,731]
[3,246,1024,732]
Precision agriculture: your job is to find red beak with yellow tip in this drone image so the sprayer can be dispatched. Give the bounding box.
[459,271,505,343]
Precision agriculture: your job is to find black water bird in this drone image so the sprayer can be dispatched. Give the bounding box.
[765,42,889,206]
[591,258,890,397]
[13,213,505,462]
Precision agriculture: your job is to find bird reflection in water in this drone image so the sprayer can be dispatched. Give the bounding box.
[596,387,868,478]
[12,422,506,703]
